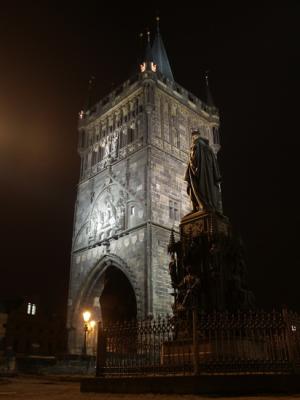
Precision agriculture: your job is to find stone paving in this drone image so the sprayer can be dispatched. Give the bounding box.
[1,376,300,400]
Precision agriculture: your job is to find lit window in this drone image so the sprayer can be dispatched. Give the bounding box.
[130,206,135,216]
[27,302,37,315]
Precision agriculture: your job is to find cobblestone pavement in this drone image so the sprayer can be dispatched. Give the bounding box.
[1,377,300,400]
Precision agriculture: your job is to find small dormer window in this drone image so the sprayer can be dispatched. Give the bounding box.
[151,62,157,72]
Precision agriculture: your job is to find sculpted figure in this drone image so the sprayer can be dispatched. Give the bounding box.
[185,130,221,213]
[115,191,125,229]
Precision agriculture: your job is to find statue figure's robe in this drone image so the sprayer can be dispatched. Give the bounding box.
[185,137,221,213]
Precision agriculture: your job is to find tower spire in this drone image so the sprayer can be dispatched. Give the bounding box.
[205,71,215,107]
[139,29,155,73]
[152,17,174,81]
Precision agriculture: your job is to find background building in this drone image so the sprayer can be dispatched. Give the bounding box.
[67,28,220,353]
[0,298,66,357]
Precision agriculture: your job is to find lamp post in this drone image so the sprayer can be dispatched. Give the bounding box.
[89,320,96,355]
[82,310,91,355]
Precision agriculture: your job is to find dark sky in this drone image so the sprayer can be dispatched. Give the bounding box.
[0,3,299,316]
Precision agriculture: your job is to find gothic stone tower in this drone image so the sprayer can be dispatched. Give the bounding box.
[67,29,220,353]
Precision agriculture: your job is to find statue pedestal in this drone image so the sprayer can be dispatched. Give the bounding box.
[180,211,230,239]
[180,211,230,256]
[168,209,254,314]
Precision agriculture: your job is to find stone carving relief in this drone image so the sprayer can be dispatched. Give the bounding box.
[89,185,126,241]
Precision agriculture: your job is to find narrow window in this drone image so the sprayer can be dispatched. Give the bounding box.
[98,146,103,162]
[80,130,86,148]
[174,202,179,220]
[130,206,135,216]
[120,129,127,148]
[213,127,220,144]
[169,200,179,221]
[92,151,97,166]
[127,128,134,144]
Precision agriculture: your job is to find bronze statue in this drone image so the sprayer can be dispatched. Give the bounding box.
[185,130,221,213]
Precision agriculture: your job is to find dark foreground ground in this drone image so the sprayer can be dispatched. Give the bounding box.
[1,376,300,400]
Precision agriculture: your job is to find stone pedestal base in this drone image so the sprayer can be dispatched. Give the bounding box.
[180,211,230,240]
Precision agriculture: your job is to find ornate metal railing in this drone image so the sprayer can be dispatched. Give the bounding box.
[96,309,300,376]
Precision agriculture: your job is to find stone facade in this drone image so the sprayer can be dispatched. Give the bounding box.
[67,68,220,353]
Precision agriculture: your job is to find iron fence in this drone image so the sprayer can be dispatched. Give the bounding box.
[96,309,300,376]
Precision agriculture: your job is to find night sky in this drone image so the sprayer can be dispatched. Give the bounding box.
[0,4,299,316]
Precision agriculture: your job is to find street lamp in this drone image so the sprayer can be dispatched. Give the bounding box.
[82,310,91,355]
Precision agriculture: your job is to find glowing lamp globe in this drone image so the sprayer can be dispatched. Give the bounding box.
[83,311,91,323]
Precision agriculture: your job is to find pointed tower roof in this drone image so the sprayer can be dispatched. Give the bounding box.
[152,17,174,81]
[205,71,215,107]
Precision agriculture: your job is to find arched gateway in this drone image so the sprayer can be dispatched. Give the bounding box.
[68,255,140,354]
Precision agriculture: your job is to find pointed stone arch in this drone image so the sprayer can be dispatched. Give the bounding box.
[72,254,143,326]
[69,253,143,351]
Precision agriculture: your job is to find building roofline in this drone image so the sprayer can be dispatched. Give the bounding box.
[79,72,219,127]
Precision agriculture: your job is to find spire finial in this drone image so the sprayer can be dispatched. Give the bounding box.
[156,16,160,32]
[204,70,215,107]
[205,70,209,86]
[85,75,95,110]
[88,75,95,89]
